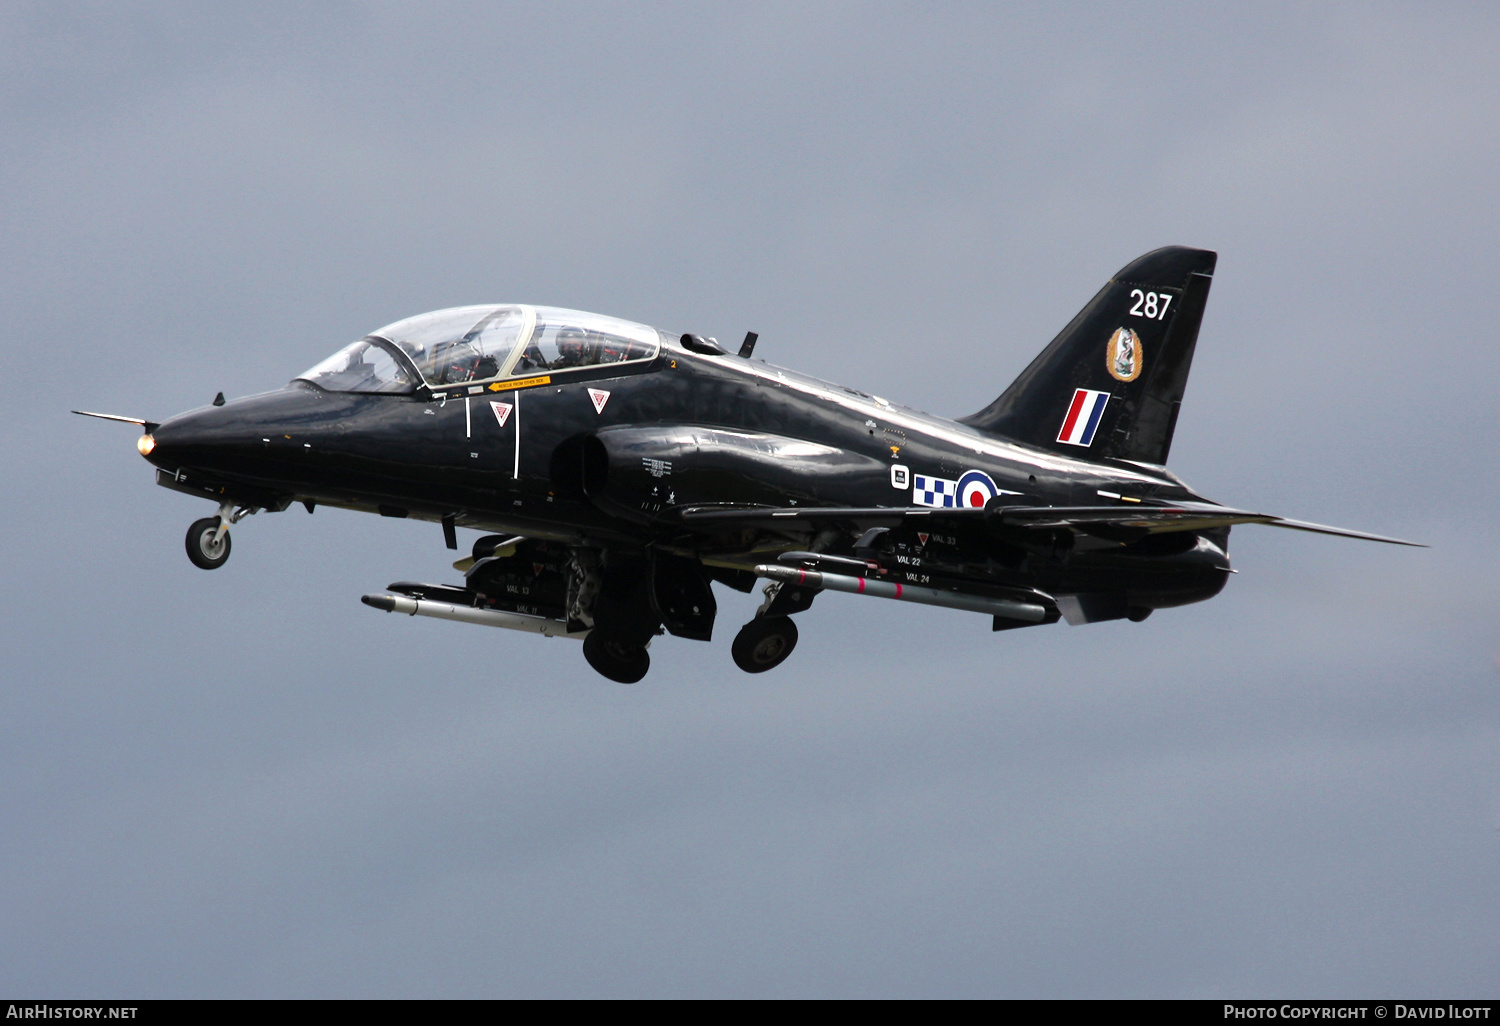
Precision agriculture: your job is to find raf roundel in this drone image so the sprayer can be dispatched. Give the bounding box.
[956,469,999,508]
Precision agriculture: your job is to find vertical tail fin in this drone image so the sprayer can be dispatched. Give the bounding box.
[960,246,1216,465]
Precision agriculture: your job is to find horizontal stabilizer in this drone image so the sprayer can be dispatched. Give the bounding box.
[1251,516,1426,547]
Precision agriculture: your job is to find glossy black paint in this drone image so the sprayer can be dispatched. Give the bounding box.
[149,349,1217,585]
[116,247,1413,678]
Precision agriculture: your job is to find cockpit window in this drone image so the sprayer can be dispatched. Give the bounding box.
[513,308,659,374]
[295,339,418,394]
[300,304,661,394]
[369,305,529,387]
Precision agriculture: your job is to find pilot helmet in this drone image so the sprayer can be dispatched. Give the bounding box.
[556,328,591,364]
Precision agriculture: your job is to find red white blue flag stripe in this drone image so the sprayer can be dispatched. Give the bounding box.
[1057,389,1110,447]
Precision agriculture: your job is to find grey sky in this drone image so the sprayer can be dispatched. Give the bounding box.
[2,1,1496,997]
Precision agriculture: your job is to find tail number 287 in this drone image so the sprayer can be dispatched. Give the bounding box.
[1129,290,1173,320]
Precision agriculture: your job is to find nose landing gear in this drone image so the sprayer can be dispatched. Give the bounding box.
[185,516,231,569]
[184,501,256,570]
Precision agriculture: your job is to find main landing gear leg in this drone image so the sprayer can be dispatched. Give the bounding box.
[579,552,658,684]
[582,628,651,684]
[731,579,815,674]
[731,615,798,673]
[185,501,255,570]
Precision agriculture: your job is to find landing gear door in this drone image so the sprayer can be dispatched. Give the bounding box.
[650,552,718,642]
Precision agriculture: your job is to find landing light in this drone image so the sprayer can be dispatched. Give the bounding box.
[137,433,156,456]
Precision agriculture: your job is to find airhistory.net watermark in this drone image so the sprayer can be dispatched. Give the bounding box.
[5,1007,137,1019]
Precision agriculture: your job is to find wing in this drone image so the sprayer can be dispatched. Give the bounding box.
[676,504,981,527]
[676,501,1424,547]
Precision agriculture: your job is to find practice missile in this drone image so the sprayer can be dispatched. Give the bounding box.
[753,564,1050,623]
[362,593,588,639]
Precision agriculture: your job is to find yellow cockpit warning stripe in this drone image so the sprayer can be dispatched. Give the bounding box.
[490,375,551,392]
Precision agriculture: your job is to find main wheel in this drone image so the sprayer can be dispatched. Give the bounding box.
[731,616,798,674]
[185,517,231,570]
[582,629,651,684]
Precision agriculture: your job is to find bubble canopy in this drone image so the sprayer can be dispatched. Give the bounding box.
[296,305,662,394]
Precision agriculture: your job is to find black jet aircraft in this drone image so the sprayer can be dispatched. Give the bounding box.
[77,247,1419,682]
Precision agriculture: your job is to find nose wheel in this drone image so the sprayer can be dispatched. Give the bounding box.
[185,516,232,569]
[184,501,256,570]
[731,616,799,673]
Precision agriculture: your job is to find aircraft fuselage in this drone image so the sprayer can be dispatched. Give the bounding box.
[144,338,1230,620]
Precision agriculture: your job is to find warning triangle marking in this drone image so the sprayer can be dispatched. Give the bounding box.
[588,388,611,414]
[489,401,513,427]
[917,532,929,546]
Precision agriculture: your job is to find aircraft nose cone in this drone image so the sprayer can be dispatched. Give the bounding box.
[143,386,344,482]
[145,403,239,472]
